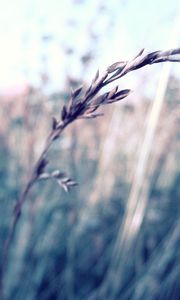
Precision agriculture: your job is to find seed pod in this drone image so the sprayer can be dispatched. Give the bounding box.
[51,170,66,179]
[106,89,131,104]
[36,158,48,176]
[38,173,50,180]
[113,89,131,99]
[107,61,126,73]
[108,86,119,99]
[52,117,58,130]
[71,86,83,98]
[92,70,99,83]
[133,48,145,59]
[61,105,67,121]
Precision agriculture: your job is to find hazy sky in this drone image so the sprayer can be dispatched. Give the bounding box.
[0,0,179,93]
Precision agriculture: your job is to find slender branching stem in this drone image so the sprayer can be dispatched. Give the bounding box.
[0,47,179,299]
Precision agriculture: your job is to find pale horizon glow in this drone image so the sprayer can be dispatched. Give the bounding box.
[0,0,179,95]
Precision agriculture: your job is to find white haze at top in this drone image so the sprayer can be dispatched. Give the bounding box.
[0,0,179,96]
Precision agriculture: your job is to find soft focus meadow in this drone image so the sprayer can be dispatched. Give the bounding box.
[0,1,180,300]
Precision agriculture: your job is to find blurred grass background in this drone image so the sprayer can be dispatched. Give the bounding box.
[0,1,180,299]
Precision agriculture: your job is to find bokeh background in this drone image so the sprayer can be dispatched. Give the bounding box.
[0,1,180,299]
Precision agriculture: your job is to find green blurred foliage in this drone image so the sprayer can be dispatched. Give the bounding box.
[0,76,179,300]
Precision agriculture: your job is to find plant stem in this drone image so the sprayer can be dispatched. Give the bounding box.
[0,124,66,299]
